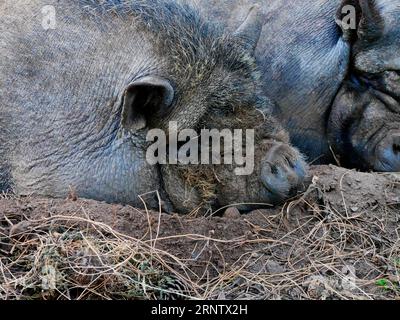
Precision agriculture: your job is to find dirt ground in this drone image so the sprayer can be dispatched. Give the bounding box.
[0,165,399,300]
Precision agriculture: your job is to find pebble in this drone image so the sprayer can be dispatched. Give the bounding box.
[223,207,241,219]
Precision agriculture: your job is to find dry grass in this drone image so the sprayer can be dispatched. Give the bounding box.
[0,168,399,300]
[0,207,195,300]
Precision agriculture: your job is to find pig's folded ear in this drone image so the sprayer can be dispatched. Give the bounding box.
[120,76,174,132]
[336,0,384,42]
[233,4,266,53]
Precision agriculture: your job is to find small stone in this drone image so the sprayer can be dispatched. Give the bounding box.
[9,221,32,236]
[223,207,241,219]
[350,207,359,212]
[312,175,319,184]
[265,260,285,274]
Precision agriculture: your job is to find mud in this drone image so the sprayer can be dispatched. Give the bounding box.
[0,165,399,300]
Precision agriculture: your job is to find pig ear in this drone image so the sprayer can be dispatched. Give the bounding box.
[357,0,384,41]
[121,76,174,132]
[233,4,266,53]
[337,0,384,42]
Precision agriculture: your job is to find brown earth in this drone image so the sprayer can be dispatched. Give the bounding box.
[0,165,399,300]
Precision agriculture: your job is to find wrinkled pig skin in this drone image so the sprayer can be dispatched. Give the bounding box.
[188,0,400,171]
[0,0,309,213]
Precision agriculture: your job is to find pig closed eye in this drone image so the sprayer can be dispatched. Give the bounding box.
[121,76,175,132]
[363,70,400,80]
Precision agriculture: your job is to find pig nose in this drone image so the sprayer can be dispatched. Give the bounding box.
[393,135,400,156]
[380,133,400,172]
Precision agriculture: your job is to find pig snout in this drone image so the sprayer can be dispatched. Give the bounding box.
[260,142,310,202]
[376,132,400,172]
